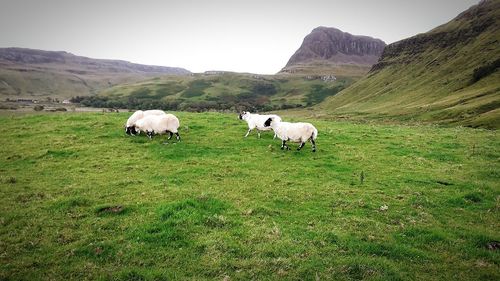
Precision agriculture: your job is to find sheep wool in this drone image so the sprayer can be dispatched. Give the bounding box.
[134,114,181,142]
[125,109,166,135]
[238,111,282,138]
[264,117,318,152]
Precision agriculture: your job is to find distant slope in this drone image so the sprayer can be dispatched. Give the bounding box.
[280,27,386,77]
[79,72,350,112]
[0,48,190,100]
[319,0,500,129]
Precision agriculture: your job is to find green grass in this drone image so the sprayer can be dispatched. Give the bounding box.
[0,111,499,280]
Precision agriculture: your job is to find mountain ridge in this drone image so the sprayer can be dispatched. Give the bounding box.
[0,47,190,99]
[0,47,190,74]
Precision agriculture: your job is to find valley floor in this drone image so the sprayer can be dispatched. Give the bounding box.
[0,112,498,280]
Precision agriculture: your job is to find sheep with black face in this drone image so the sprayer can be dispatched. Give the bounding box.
[238,111,281,139]
[125,110,166,135]
[264,117,318,152]
[134,113,181,143]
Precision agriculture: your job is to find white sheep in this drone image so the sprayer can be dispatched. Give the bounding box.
[134,113,181,142]
[125,109,166,135]
[264,117,318,152]
[238,111,282,139]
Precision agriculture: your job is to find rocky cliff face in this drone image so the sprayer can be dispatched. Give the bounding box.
[282,27,386,74]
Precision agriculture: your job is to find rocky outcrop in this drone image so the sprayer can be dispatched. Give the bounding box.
[282,27,386,71]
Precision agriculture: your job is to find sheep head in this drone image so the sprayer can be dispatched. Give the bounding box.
[239,111,249,120]
[125,126,138,136]
[264,117,273,127]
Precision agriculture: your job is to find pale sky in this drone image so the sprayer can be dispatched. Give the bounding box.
[0,0,480,74]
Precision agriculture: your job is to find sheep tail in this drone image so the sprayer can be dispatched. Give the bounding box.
[311,127,318,140]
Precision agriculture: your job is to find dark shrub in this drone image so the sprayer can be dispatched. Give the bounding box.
[472,59,500,83]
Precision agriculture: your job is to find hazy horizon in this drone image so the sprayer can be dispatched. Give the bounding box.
[0,0,480,74]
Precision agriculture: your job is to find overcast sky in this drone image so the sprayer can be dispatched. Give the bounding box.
[0,0,479,74]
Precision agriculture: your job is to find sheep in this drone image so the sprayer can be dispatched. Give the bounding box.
[238,111,282,139]
[134,113,180,142]
[264,117,318,152]
[125,110,166,135]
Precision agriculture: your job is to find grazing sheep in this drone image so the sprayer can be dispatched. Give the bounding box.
[264,117,317,152]
[238,111,282,139]
[134,113,180,142]
[125,110,166,135]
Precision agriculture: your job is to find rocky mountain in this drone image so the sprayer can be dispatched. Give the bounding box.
[281,27,386,77]
[0,48,190,99]
[318,0,500,129]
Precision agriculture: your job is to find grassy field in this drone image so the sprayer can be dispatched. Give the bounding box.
[0,111,499,280]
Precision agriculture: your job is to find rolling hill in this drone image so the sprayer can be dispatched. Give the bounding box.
[87,72,351,112]
[0,48,190,100]
[318,0,500,129]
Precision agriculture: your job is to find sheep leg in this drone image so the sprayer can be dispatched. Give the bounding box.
[167,131,173,140]
[310,138,316,152]
[281,140,290,150]
[257,131,261,139]
[273,133,277,139]
[146,131,154,139]
[244,129,251,138]
[297,142,305,151]
[175,132,181,142]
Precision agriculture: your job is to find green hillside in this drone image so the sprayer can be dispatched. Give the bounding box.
[84,72,352,112]
[0,66,150,100]
[318,0,500,129]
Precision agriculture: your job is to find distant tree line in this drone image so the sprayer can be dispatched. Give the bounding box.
[69,80,346,112]
[70,95,303,112]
